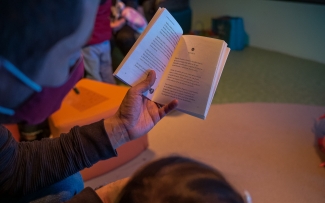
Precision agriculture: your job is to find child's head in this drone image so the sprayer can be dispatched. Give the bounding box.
[117,156,245,203]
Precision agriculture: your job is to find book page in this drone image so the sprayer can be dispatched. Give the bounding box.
[153,35,228,119]
[205,47,230,116]
[113,8,183,99]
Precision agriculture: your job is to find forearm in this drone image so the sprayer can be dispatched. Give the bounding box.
[0,121,117,197]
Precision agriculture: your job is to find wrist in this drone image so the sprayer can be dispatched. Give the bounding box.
[104,116,129,149]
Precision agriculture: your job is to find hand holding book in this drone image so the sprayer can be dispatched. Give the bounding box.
[114,8,230,119]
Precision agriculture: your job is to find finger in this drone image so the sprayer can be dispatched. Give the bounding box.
[159,99,178,118]
[133,70,156,94]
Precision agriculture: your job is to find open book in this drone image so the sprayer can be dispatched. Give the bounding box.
[114,8,230,119]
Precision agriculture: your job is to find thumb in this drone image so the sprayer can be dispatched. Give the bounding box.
[134,70,156,93]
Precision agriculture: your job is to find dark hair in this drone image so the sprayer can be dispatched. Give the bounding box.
[0,0,83,74]
[100,0,108,5]
[117,156,244,203]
